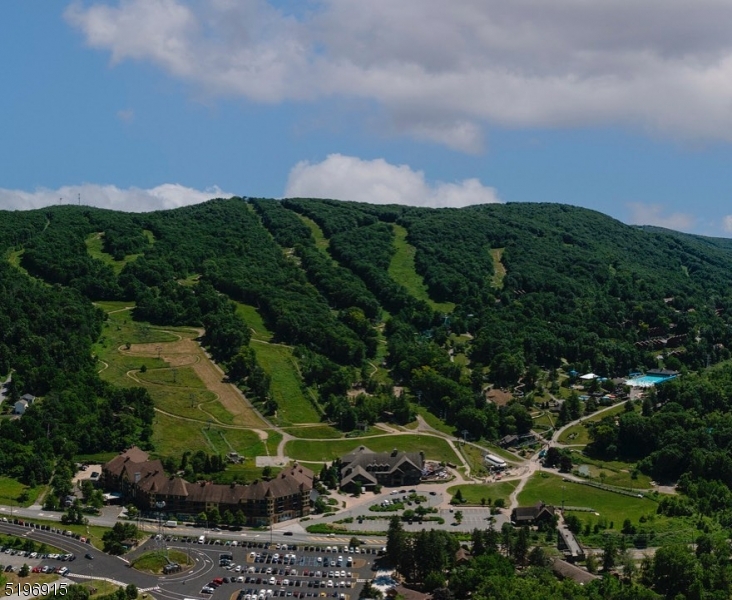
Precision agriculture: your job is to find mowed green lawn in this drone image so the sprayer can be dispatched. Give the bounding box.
[518,473,657,527]
[236,302,273,342]
[285,434,459,463]
[415,406,456,436]
[0,477,43,507]
[152,411,263,458]
[389,225,455,313]
[447,481,517,505]
[280,425,348,439]
[252,340,321,424]
[298,215,329,251]
[558,424,592,445]
[235,302,321,424]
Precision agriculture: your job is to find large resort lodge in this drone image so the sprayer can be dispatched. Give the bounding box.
[102,447,313,526]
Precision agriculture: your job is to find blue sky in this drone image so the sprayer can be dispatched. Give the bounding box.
[3,1,732,235]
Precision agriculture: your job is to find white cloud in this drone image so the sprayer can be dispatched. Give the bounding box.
[626,202,695,232]
[66,0,732,151]
[723,215,732,233]
[285,154,500,208]
[0,183,231,212]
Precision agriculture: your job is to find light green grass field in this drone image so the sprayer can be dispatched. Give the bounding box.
[136,366,208,389]
[84,232,150,275]
[558,424,592,445]
[389,225,455,313]
[447,481,517,505]
[415,406,456,436]
[94,302,268,458]
[532,411,555,430]
[518,472,657,527]
[572,454,652,489]
[298,215,329,250]
[252,340,321,424]
[0,477,43,507]
[235,309,324,425]
[7,250,28,275]
[94,309,176,387]
[236,302,273,342]
[151,411,263,458]
[280,425,345,439]
[285,434,459,464]
[459,443,490,478]
[94,310,217,426]
[489,248,506,289]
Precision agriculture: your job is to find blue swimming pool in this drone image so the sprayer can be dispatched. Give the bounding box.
[626,374,676,387]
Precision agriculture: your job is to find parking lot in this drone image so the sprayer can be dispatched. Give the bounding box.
[146,536,380,599]
[0,520,382,599]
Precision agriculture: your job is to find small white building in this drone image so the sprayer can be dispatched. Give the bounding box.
[484,453,507,470]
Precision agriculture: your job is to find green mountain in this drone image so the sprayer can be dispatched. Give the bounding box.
[4,197,732,494]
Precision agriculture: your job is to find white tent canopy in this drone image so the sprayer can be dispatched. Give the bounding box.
[580,373,599,380]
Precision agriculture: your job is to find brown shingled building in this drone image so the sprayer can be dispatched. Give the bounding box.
[339,446,424,493]
[102,447,312,525]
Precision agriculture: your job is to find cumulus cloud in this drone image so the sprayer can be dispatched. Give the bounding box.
[285,154,500,208]
[0,183,231,212]
[723,215,732,233]
[626,202,695,232]
[66,0,732,151]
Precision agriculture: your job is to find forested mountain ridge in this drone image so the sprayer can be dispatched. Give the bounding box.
[3,197,732,494]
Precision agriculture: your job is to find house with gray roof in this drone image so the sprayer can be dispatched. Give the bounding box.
[510,501,556,525]
[339,446,424,493]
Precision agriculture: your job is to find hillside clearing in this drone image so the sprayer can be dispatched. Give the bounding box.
[389,224,455,313]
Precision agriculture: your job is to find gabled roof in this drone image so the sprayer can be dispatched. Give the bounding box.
[512,501,555,522]
[340,446,424,479]
[455,548,471,564]
[552,559,599,585]
[341,465,378,488]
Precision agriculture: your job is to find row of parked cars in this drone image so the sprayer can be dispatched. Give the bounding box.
[2,564,69,576]
[252,552,298,565]
[239,576,351,588]
[1,548,76,561]
[31,565,71,574]
[237,588,347,600]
